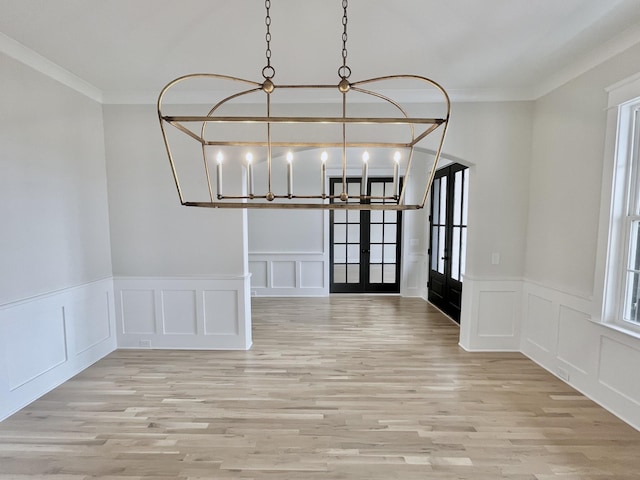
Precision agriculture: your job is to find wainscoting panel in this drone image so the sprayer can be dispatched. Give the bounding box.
[249,253,327,296]
[0,278,116,421]
[598,336,640,407]
[161,290,197,335]
[520,280,640,430]
[114,276,251,350]
[556,306,592,375]
[458,277,522,351]
[121,290,156,334]
[524,293,556,355]
[203,290,239,336]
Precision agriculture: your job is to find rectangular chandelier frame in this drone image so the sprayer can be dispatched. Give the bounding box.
[158,73,451,210]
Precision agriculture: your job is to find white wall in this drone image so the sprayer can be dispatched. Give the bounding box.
[0,52,116,420]
[431,102,533,351]
[103,105,252,349]
[0,54,113,304]
[523,42,640,429]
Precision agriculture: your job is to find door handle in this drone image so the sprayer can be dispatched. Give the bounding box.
[441,256,449,260]
[362,249,370,253]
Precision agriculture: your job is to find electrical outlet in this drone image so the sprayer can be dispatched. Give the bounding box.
[139,340,151,349]
[491,252,500,265]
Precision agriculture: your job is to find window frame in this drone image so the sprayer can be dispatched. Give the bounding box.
[599,86,640,336]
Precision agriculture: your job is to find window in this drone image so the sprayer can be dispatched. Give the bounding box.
[602,90,640,334]
[621,104,640,325]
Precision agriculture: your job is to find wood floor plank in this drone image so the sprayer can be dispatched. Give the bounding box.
[0,296,639,479]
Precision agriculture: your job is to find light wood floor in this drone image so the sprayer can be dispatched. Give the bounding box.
[1,297,639,479]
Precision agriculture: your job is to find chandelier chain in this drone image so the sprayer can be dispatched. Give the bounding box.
[339,0,351,79]
[263,0,275,79]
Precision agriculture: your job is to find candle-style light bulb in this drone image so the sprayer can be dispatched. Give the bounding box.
[286,152,293,197]
[393,151,400,199]
[321,151,328,198]
[246,153,254,197]
[361,151,369,197]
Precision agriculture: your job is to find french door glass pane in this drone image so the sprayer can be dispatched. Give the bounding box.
[452,226,461,281]
[347,225,360,243]
[462,170,469,224]
[347,245,360,263]
[437,226,446,274]
[348,210,360,223]
[432,179,441,223]
[383,264,396,283]
[334,265,346,283]
[384,245,396,263]
[334,210,346,223]
[371,224,383,243]
[371,244,383,263]
[371,210,383,223]
[439,177,447,223]
[370,264,382,283]
[384,210,397,222]
[347,264,360,284]
[334,244,346,263]
[454,170,463,225]
[461,227,467,278]
[384,224,397,242]
[334,224,346,243]
[431,226,439,270]
[371,182,384,197]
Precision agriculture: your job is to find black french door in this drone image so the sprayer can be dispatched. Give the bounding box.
[428,163,469,323]
[330,177,402,293]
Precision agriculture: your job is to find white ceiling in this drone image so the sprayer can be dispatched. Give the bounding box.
[1,0,640,103]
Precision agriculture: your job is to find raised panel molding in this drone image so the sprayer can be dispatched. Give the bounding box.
[520,280,640,430]
[0,278,116,421]
[458,277,522,351]
[524,293,555,354]
[249,253,328,296]
[598,337,640,407]
[114,276,251,350]
[161,290,197,335]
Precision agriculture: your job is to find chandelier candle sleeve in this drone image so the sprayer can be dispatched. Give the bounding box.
[286,151,293,196]
[246,153,254,196]
[393,151,400,198]
[361,151,369,197]
[321,151,328,197]
[216,152,223,197]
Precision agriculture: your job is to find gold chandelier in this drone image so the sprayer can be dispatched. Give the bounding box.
[157,0,450,210]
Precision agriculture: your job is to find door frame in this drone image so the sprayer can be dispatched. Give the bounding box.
[428,163,468,322]
[329,177,403,294]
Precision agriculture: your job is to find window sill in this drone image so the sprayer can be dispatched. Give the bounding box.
[595,319,640,341]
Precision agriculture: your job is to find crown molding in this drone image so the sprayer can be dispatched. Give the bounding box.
[533,22,640,100]
[0,32,103,103]
[104,86,535,106]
